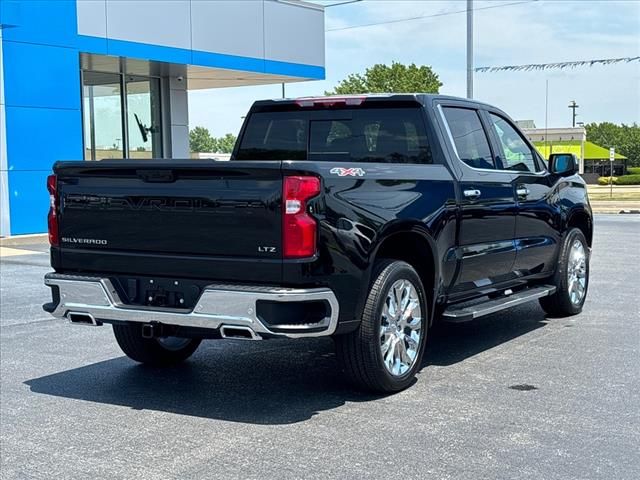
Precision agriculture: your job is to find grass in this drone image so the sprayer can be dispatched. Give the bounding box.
[588,184,640,201]
[588,192,640,201]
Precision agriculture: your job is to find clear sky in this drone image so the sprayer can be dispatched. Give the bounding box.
[188,0,640,137]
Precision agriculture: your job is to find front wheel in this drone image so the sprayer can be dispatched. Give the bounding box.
[539,228,590,317]
[336,260,428,393]
[113,324,201,366]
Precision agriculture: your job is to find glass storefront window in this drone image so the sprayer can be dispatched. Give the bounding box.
[126,76,162,159]
[82,71,124,160]
[82,71,162,160]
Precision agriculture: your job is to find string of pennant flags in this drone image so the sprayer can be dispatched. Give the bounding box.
[475,56,640,73]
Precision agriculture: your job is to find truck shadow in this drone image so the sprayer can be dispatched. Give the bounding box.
[25,303,548,425]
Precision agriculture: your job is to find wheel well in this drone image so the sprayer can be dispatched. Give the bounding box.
[375,231,436,322]
[568,211,593,247]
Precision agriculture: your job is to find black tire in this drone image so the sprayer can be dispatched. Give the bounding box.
[336,259,429,393]
[112,324,201,366]
[539,228,590,317]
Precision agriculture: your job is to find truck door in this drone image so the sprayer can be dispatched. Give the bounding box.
[439,105,517,297]
[483,111,558,276]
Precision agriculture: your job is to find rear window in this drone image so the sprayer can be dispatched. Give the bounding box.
[235,107,432,164]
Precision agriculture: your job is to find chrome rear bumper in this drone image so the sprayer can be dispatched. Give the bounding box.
[44,273,339,339]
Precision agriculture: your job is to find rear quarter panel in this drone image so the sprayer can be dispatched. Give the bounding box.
[282,161,458,323]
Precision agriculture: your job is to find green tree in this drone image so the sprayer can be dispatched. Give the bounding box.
[189,126,217,152]
[215,133,237,154]
[326,62,442,95]
[585,122,640,167]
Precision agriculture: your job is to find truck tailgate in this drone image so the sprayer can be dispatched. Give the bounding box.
[53,160,283,279]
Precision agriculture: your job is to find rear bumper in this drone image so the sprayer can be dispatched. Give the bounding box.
[43,273,339,339]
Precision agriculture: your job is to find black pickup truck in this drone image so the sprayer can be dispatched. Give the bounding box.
[44,94,592,392]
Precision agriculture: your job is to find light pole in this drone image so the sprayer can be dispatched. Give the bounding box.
[466,0,474,99]
[568,100,579,127]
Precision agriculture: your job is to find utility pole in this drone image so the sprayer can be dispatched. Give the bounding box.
[466,0,474,99]
[282,83,286,99]
[568,100,579,127]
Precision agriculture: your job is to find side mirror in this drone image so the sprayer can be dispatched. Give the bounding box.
[549,153,578,176]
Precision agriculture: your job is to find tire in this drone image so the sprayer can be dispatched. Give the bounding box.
[112,323,201,366]
[539,228,590,317]
[336,259,429,393]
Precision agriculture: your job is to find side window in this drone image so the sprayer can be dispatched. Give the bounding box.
[236,112,307,160]
[489,113,539,172]
[442,107,494,170]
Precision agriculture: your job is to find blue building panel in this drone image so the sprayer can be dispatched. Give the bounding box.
[5,105,83,171]
[2,40,81,110]
[7,169,50,235]
[106,38,192,65]
[1,0,78,48]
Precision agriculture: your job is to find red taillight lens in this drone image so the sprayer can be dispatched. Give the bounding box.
[47,174,59,246]
[283,176,321,259]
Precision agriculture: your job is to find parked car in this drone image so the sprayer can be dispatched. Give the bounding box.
[43,94,592,392]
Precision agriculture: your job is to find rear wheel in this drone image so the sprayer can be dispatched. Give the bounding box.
[336,260,428,393]
[539,228,589,317]
[113,324,201,366]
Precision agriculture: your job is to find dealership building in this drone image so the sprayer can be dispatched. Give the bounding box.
[0,0,325,236]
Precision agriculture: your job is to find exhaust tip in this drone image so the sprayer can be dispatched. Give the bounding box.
[220,325,260,340]
[67,312,101,326]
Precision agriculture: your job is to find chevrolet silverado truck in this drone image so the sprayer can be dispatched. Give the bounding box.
[43,94,592,392]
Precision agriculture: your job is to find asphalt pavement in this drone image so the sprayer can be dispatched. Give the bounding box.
[1,215,638,479]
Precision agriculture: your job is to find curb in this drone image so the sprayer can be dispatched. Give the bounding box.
[0,233,48,247]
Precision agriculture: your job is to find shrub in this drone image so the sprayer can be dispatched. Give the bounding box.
[628,167,640,175]
[615,174,640,185]
[598,176,617,185]
[598,174,640,185]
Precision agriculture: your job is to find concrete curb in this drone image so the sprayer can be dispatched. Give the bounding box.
[0,234,48,247]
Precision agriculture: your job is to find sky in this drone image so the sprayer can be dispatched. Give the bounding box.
[188,0,640,138]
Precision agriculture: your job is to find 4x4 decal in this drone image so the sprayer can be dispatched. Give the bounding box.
[329,167,366,177]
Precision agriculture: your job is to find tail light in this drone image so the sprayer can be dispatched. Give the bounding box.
[47,174,59,246]
[283,176,321,258]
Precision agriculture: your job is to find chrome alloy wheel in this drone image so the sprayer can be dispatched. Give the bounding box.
[156,336,192,351]
[380,279,423,377]
[567,239,587,305]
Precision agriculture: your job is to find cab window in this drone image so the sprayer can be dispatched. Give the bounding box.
[489,113,540,172]
[441,107,495,170]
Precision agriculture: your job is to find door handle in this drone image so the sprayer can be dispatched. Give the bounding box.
[463,189,481,199]
[516,186,530,198]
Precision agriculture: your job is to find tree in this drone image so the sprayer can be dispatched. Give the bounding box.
[585,122,640,167]
[326,62,442,95]
[215,133,237,154]
[189,126,216,152]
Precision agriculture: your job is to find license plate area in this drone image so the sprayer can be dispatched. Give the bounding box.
[110,275,207,310]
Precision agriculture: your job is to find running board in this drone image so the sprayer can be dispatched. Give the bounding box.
[442,285,556,323]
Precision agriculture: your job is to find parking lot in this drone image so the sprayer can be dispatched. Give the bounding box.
[1,214,638,479]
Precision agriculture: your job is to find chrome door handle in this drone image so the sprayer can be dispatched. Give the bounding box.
[463,189,481,199]
[516,187,530,198]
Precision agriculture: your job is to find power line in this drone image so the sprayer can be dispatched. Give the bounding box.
[475,56,640,72]
[326,0,536,32]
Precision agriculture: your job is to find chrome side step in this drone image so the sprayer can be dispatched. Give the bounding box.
[442,285,556,323]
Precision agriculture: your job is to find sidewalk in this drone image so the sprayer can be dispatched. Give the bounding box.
[590,200,640,214]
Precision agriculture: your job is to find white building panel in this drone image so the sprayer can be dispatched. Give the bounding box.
[191,1,264,60]
[77,0,107,38]
[105,0,191,50]
[264,1,324,67]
